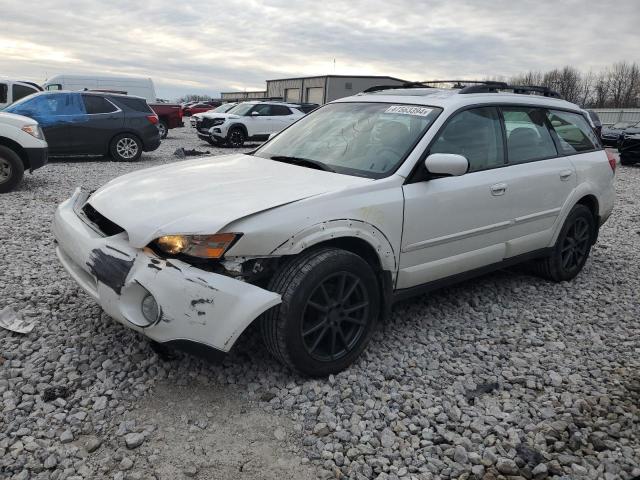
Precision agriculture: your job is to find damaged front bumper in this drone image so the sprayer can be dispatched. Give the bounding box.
[52,188,281,354]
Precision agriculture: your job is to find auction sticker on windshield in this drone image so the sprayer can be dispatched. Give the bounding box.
[385,105,433,116]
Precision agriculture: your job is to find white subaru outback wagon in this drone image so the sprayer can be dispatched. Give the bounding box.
[53,82,615,376]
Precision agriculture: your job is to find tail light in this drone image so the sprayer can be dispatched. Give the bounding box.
[178,107,183,119]
[146,115,159,125]
[606,150,617,172]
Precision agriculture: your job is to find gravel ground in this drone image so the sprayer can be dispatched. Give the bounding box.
[1,126,639,480]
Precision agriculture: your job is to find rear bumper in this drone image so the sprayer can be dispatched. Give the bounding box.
[143,135,161,152]
[53,189,281,352]
[24,147,48,172]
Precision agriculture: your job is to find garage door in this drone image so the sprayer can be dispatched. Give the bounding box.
[306,87,324,104]
[285,88,300,102]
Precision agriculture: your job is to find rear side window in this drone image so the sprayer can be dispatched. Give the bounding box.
[83,95,118,114]
[547,110,599,154]
[502,107,557,164]
[12,84,38,102]
[0,83,6,103]
[430,107,504,172]
[113,97,153,113]
[271,105,292,116]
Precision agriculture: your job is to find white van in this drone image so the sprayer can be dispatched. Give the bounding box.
[0,80,43,109]
[43,74,157,103]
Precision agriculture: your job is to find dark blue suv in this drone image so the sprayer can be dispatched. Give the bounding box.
[4,91,161,161]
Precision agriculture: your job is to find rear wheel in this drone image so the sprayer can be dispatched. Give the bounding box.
[157,121,168,139]
[226,128,245,148]
[620,153,636,165]
[261,248,380,376]
[0,146,24,194]
[532,204,595,282]
[110,134,142,162]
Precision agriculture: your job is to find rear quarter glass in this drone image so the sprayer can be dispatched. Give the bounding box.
[113,97,153,113]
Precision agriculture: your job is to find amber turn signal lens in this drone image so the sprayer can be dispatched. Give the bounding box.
[187,233,237,259]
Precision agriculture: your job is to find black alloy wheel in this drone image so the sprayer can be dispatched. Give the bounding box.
[301,271,371,362]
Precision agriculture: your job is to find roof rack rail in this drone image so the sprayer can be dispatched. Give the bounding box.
[458,83,562,98]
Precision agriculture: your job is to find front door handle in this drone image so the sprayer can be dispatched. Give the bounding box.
[490,183,507,196]
[560,169,573,181]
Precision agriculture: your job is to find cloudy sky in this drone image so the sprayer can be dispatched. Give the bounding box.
[1,0,638,100]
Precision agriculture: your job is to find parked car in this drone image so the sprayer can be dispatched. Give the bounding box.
[183,101,222,117]
[190,103,238,128]
[0,79,43,109]
[43,74,156,103]
[0,112,48,193]
[195,101,306,147]
[5,91,160,161]
[53,84,615,375]
[583,109,602,139]
[149,102,183,139]
[600,121,639,146]
[618,126,640,165]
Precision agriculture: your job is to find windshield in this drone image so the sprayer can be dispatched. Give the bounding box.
[226,103,254,116]
[213,104,236,113]
[254,102,441,178]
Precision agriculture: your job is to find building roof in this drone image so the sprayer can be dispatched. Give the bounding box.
[266,75,409,83]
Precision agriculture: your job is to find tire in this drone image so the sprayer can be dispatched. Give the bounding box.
[158,121,168,139]
[110,134,142,162]
[620,153,635,166]
[261,248,380,376]
[531,204,595,282]
[226,127,245,148]
[0,146,24,194]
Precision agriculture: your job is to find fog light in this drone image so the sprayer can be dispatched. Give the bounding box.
[141,294,160,325]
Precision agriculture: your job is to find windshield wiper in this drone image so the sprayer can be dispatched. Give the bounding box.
[269,155,335,173]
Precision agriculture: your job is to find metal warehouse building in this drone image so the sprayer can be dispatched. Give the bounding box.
[266,75,407,104]
[220,90,268,102]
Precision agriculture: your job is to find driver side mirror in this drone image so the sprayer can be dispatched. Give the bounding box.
[424,153,468,176]
[251,111,260,116]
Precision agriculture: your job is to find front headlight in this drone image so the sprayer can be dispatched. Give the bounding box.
[21,124,43,139]
[154,233,240,259]
[212,118,226,126]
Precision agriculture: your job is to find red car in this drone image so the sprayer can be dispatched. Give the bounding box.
[183,102,221,116]
[149,103,184,138]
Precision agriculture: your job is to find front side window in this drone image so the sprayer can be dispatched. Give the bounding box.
[82,95,118,114]
[5,93,85,118]
[547,110,599,154]
[46,84,62,91]
[254,102,441,178]
[12,84,38,103]
[0,83,7,103]
[502,107,557,164]
[430,107,504,172]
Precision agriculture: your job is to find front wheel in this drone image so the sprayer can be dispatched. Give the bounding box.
[261,248,380,376]
[226,128,245,148]
[110,134,142,162]
[0,145,25,194]
[532,204,595,282]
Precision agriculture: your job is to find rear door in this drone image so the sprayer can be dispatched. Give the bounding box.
[74,94,123,154]
[498,106,576,257]
[270,105,298,132]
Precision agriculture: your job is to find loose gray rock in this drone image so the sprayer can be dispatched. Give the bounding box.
[124,432,145,449]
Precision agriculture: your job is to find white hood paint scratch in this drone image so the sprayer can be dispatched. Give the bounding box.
[88,154,372,248]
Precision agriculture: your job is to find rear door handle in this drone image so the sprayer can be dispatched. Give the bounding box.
[490,183,507,196]
[560,169,573,181]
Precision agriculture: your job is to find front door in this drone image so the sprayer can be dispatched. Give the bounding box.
[246,104,274,137]
[398,107,513,289]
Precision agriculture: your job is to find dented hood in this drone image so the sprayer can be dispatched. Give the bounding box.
[88,154,372,248]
